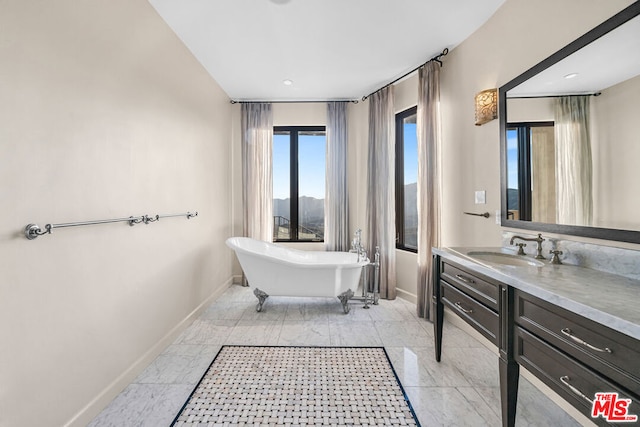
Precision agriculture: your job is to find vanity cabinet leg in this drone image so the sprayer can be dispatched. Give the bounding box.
[499,357,519,427]
[499,285,518,427]
[432,255,443,362]
[434,294,444,361]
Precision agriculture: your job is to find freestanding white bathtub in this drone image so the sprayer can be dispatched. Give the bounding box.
[226,237,369,313]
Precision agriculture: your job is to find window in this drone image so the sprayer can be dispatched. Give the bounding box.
[506,121,554,222]
[273,126,326,242]
[395,107,418,252]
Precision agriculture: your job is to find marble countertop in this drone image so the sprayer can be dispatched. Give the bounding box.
[433,246,640,341]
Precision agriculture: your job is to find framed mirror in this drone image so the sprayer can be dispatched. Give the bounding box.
[499,2,640,244]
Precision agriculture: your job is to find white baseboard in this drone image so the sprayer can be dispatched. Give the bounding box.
[64,276,234,427]
[396,288,417,304]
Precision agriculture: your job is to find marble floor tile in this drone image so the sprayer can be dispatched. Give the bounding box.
[89,285,582,427]
[375,320,433,347]
[200,301,249,320]
[404,386,497,426]
[385,346,472,388]
[456,386,503,426]
[441,346,500,388]
[173,319,236,345]
[87,383,193,427]
[133,344,219,385]
[277,320,332,346]
[283,298,335,321]
[369,299,419,322]
[328,320,383,346]
[515,379,582,427]
[439,323,487,348]
[475,380,582,427]
[225,319,282,345]
[212,284,253,303]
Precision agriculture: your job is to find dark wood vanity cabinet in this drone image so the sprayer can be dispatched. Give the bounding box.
[433,257,517,426]
[439,261,500,345]
[514,290,640,426]
[433,254,640,427]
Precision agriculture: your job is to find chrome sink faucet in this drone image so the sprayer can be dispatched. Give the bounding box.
[510,233,546,259]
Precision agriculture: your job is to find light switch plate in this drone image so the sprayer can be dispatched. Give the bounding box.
[496,210,501,225]
[475,190,486,204]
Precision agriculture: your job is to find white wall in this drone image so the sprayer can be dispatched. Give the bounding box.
[592,74,640,230]
[0,1,233,426]
[439,0,635,247]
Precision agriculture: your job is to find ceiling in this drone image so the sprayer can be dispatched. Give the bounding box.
[148,0,505,101]
[508,13,640,97]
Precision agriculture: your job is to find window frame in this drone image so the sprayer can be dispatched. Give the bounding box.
[395,106,418,253]
[506,121,554,222]
[273,125,326,243]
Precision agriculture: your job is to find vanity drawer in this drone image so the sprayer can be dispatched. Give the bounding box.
[441,281,499,345]
[515,327,639,426]
[514,290,640,396]
[440,261,499,310]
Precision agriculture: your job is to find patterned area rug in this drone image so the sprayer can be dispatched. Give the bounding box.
[171,346,420,426]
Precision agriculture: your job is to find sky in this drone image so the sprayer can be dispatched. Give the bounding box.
[507,129,519,189]
[404,123,418,184]
[273,133,326,200]
[273,123,418,201]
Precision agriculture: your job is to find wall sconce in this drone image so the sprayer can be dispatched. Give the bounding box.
[475,88,498,126]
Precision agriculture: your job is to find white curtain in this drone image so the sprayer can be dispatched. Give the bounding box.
[554,96,592,226]
[241,103,274,242]
[416,61,442,320]
[365,86,396,299]
[325,101,349,251]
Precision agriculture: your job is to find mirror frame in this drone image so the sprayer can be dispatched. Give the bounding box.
[499,1,640,244]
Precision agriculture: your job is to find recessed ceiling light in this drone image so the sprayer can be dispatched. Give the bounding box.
[283,79,293,86]
[564,73,579,79]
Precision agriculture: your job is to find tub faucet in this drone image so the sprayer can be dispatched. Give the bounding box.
[350,229,367,262]
[510,233,545,259]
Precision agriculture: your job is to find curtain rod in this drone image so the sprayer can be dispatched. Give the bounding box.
[508,92,602,100]
[361,48,449,102]
[230,99,359,104]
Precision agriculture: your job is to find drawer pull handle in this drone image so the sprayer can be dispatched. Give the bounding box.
[560,328,612,353]
[559,376,593,405]
[454,302,473,314]
[455,274,475,284]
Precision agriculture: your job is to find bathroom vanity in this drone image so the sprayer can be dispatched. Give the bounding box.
[437,3,640,425]
[432,247,640,427]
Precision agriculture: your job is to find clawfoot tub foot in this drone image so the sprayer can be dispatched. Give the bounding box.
[253,288,269,312]
[338,289,354,314]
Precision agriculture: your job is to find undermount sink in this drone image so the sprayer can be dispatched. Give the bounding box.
[466,251,545,267]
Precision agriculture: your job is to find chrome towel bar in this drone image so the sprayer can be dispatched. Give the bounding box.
[24,211,198,240]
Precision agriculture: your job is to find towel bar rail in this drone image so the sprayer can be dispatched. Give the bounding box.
[24,211,198,240]
[463,211,490,218]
